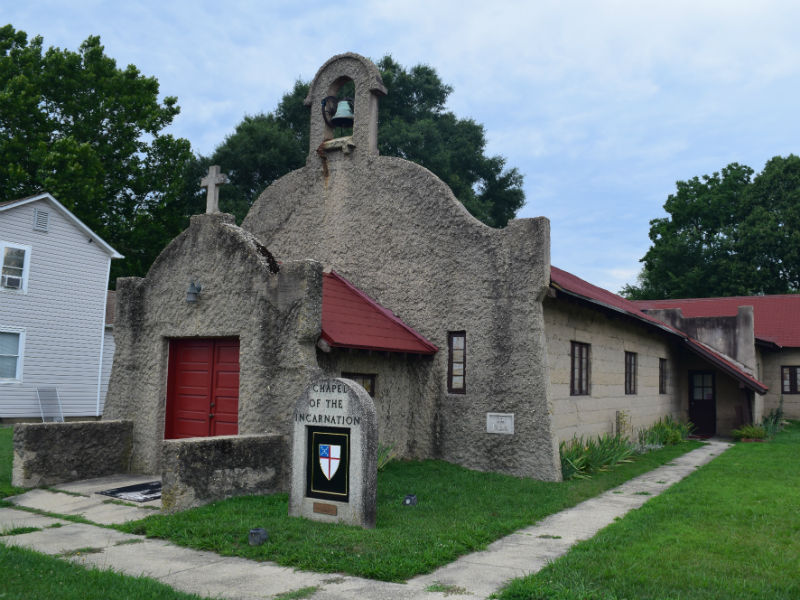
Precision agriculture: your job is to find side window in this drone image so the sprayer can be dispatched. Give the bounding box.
[448,331,466,394]
[659,358,668,394]
[0,330,24,382]
[782,366,800,394]
[570,341,590,395]
[625,351,637,395]
[342,372,376,397]
[1,241,31,292]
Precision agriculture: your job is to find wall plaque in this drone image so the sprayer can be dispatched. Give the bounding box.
[486,412,515,435]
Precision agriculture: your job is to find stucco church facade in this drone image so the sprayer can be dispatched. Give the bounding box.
[104,53,790,483]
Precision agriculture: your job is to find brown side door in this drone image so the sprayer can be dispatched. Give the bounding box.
[689,371,716,436]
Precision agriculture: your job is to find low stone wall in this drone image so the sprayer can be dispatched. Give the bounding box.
[161,434,287,513]
[12,420,133,487]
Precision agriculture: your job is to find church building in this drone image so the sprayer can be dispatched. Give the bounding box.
[104,53,790,484]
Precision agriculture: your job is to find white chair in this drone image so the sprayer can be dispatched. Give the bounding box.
[36,387,64,423]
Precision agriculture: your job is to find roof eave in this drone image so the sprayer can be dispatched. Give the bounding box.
[684,339,768,394]
[551,282,769,395]
[0,192,124,259]
[320,331,436,355]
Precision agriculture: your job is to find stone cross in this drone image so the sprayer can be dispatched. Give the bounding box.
[200,165,229,214]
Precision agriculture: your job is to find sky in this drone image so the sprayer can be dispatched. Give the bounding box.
[5,1,800,292]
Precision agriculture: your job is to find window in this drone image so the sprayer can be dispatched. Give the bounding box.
[342,372,375,397]
[570,341,590,395]
[1,241,31,291]
[659,358,668,394]
[624,351,637,395]
[0,330,24,382]
[448,331,466,394]
[782,366,800,394]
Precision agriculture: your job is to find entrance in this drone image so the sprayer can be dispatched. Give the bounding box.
[165,338,239,439]
[689,371,716,436]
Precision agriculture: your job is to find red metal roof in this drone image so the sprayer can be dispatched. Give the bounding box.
[321,271,438,355]
[550,266,768,394]
[633,295,800,348]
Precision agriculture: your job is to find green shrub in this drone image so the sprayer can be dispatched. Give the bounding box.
[731,424,766,441]
[376,443,399,471]
[761,396,785,439]
[635,415,693,451]
[559,433,634,480]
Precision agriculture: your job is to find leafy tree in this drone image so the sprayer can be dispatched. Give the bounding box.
[0,25,198,281]
[623,156,800,299]
[212,56,524,227]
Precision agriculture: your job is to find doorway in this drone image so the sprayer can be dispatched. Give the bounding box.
[165,338,239,439]
[689,371,716,436]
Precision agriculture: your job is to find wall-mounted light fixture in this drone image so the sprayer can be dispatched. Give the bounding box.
[186,281,202,303]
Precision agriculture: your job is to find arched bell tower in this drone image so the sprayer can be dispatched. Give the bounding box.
[304,53,387,162]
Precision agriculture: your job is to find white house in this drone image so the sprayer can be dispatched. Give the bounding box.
[0,192,121,421]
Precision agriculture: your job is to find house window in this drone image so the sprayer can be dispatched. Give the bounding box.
[342,372,376,397]
[659,358,668,394]
[570,341,590,395]
[0,330,24,382]
[1,241,31,291]
[625,351,637,395]
[448,331,466,394]
[782,366,800,394]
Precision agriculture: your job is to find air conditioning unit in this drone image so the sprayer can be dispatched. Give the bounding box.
[1,275,22,289]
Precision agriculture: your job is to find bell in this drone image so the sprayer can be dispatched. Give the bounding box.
[330,99,354,128]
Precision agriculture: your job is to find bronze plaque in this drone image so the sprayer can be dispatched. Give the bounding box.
[313,502,338,516]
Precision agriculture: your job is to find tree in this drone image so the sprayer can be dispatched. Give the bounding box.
[622,156,800,299]
[212,56,524,227]
[0,25,198,281]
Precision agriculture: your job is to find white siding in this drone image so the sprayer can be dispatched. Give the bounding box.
[0,199,112,417]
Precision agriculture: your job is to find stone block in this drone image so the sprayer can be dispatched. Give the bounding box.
[160,434,287,513]
[289,377,377,528]
[12,420,133,487]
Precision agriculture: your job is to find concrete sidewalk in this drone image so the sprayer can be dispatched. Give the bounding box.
[0,440,731,600]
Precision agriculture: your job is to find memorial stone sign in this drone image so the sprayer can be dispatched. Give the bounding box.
[289,378,377,528]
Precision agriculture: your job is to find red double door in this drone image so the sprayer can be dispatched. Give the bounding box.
[165,338,239,439]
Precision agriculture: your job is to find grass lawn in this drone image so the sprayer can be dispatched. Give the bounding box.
[0,426,24,498]
[118,442,701,581]
[496,422,800,600]
[0,543,211,600]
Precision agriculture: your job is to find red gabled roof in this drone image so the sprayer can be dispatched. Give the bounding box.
[550,267,675,333]
[633,295,800,348]
[321,271,438,355]
[549,266,768,394]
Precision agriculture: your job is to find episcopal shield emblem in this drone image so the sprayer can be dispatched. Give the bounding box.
[319,444,341,480]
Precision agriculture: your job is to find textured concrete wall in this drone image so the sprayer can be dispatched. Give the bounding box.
[160,434,286,513]
[544,297,682,441]
[243,56,559,480]
[760,347,800,419]
[12,420,132,487]
[645,306,757,375]
[245,163,557,480]
[316,349,432,456]
[104,213,322,473]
